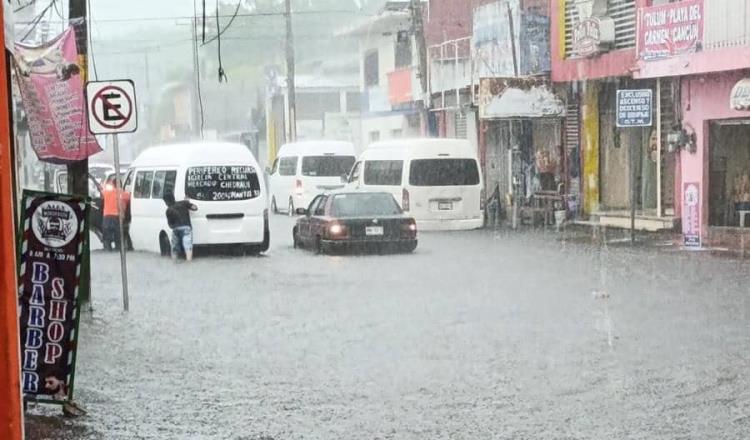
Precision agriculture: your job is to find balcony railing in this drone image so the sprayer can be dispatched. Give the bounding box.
[703,0,750,50]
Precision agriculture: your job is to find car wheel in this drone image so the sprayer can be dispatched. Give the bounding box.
[159,232,171,257]
[260,227,270,253]
[288,198,295,216]
[271,197,279,214]
[292,227,300,249]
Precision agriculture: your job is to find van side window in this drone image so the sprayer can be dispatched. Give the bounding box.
[279,157,297,176]
[364,160,403,186]
[349,162,362,183]
[124,170,134,192]
[133,171,154,199]
[270,158,279,175]
[152,171,166,199]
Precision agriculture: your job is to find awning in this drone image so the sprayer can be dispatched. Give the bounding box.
[479,77,566,119]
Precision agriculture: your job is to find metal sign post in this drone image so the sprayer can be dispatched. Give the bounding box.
[616,88,654,245]
[86,80,138,311]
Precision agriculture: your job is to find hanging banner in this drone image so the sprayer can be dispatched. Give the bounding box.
[13,27,101,164]
[18,191,87,404]
[638,0,704,61]
[682,182,701,248]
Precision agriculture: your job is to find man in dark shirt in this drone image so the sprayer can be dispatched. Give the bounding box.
[163,190,198,261]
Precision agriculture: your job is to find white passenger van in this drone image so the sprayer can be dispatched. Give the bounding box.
[347,138,484,231]
[268,141,356,214]
[124,142,269,255]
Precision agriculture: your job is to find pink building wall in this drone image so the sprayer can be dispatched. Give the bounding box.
[679,70,750,234]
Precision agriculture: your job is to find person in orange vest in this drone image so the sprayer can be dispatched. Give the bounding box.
[102,174,122,251]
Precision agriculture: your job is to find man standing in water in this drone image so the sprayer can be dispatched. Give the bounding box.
[163,190,198,261]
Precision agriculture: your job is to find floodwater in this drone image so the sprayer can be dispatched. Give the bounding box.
[25,216,750,439]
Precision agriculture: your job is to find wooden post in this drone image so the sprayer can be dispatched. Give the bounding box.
[0,3,25,437]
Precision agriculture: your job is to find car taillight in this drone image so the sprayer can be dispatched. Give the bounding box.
[295,179,303,195]
[402,188,410,212]
[401,220,417,233]
[480,188,486,210]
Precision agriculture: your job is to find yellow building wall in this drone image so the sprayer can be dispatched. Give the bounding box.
[582,82,600,215]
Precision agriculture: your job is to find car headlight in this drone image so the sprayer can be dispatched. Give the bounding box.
[329,223,343,235]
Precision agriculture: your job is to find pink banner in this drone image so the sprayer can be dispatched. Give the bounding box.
[638,0,703,61]
[14,27,101,164]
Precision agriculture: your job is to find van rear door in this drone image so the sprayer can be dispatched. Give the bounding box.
[406,158,482,220]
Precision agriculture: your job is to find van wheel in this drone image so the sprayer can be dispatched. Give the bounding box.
[159,232,171,257]
[260,227,270,252]
[271,197,279,214]
[293,227,300,249]
[288,198,295,216]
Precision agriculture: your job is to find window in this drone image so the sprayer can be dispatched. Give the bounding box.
[349,161,362,183]
[332,193,401,217]
[364,160,403,186]
[151,170,177,199]
[133,171,154,199]
[124,170,134,191]
[307,195,323,214]
[185,166,261,201]
[346,92,362,112]
[409,159,481,186]
[301,156,356,177]
[391,129,403,138]
[394,31,412,68]
[369,131,380,143]
[314,195,328,216]
[279,157,298,176]
[364,50,379,86]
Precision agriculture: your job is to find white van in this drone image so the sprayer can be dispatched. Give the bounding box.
[347,138,484,231]
[124,142,269,255]
[268,141,356,214]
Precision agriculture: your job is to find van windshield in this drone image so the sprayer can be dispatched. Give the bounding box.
[185,166,261,201]
[301,156,355,177]
[409,159,480,186]
[364,160,403,186]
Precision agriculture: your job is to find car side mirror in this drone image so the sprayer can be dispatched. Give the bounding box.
[296,207,308,216]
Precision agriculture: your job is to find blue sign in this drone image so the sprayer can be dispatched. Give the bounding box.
[616,89,653,128]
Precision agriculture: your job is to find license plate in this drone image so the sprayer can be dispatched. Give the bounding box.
[365,226,384,236]
[438,202,453,210]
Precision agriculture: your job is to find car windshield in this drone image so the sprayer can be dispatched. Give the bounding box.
[331,193,402,217]
[301,155,355,177]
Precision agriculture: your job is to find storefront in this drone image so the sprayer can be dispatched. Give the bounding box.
[478,77,567,226]
[680,70,750,246]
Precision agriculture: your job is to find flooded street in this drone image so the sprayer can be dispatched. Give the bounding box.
[25,216,750,439]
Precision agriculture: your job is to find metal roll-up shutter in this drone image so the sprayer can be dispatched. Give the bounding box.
[564,0,637,58]
[455,111,467,139]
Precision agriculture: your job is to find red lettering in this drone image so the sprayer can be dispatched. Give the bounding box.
[44,343,63,364]
[49,300,67,321]
[47,321,65,343]
[51,278,65,299]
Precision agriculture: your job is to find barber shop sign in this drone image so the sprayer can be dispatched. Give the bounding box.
[17,191,88,404]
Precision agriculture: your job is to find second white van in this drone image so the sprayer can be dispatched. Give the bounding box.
[347,138,484,231]
[268,141,356,214]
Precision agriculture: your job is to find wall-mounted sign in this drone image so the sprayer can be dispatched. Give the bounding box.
[616,89,653,127]
[730,78,750,111]
[572,17,615,57]
[638,0,703,61]
[682,182,701,248]
[478,77,565,119]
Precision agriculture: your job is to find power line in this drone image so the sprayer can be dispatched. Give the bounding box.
[19,0,56,41]
[201,0,242,47]
[86,0,98,80]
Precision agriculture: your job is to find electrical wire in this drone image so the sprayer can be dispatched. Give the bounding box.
[215,0,227,83]
[193,0,205,139]
[19,0,56,41]
[86,0,99,80]
[13,0,38,13]
[201,0,242,47]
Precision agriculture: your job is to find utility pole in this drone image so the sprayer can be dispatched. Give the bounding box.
[68,0,91,304]
[68,0,88,196]
[284,0,297,142]
[0,4,24,438]
[410,0,429,132]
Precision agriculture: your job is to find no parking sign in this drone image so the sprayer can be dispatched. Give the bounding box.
[85,80,138,135]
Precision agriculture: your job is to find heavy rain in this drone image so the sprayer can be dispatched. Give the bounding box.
[0,0,748,439]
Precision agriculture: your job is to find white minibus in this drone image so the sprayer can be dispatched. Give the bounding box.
[124,142,269,255]
[347,138,484,231]
[268,141,356,215]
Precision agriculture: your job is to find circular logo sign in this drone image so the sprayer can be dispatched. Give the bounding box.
[31,201,78,248]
